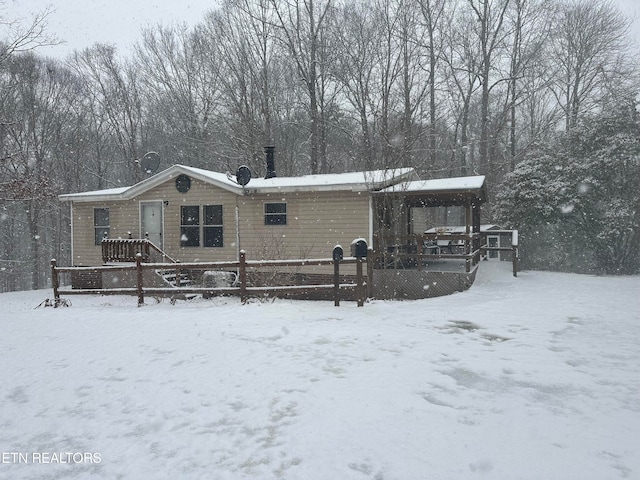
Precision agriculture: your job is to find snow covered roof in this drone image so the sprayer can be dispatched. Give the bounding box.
[58,165,417,202]
[375,175,488,206]
[378,175,486,194]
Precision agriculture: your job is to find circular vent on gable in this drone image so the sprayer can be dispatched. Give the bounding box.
[175,174,191,193]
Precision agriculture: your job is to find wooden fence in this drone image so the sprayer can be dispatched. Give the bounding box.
[51,250,368,307]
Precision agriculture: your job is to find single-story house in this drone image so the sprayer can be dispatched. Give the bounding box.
[58,153,492,298]
[58,164,418,267]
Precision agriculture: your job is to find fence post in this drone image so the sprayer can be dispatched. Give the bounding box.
[239,250,247,303]
[51,259,60,302]
[136,253,144,306]
[332,245,343,307]
[175,260,181,287]
[356,258,364,307]
[333,257,340,306]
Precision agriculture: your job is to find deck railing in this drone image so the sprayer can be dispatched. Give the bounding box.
[376,230,518,276]
[376,233,482,272]
[101,238,177,264]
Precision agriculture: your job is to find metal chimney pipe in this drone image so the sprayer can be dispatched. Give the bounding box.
[264,146,276,179]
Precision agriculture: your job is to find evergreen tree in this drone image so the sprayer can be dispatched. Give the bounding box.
[496,101,640,274]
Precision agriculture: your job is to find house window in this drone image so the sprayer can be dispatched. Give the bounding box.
[264,202,287,225]
[180,206,200,247]
[94,208,110,245]
[203,205,223,247]
[180,205,224,247]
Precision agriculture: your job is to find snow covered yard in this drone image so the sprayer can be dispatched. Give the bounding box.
[1,263,639,480]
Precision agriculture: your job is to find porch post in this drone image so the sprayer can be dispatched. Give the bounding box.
[472,202,481,265]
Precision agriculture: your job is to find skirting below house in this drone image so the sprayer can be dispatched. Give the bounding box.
[372,267,477,300]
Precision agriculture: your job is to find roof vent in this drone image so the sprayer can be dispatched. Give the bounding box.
[264,146,276,179]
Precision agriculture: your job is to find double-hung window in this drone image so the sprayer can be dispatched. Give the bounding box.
[203,205,223,247]
[180,205,223,247]
[264,202,287,225]
[180,206,201,247]
[94,208,110,245]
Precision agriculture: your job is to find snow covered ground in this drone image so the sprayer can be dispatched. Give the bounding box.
[1,262,639,480]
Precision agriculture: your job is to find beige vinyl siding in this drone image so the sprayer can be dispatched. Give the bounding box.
[135,178,238,263]
[71,202,130,265]
[70,178,239,265]
[69,178,371,274]
[237,190,370,275]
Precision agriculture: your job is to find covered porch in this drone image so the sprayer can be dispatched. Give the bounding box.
[368,176,490,299]
[371,175,488,273]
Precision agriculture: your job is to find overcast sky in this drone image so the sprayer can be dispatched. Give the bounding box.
[13,0,220,58]
[9,0,640,59]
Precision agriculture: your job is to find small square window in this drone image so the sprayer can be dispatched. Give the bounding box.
[265,203,287,225]
[204,205,223,226]
[181,206,200,225]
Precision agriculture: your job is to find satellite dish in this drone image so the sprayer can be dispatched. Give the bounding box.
[141,151,160,174]
[236,165,252,186]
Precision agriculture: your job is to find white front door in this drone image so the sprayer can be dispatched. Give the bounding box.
[141,201,163,248]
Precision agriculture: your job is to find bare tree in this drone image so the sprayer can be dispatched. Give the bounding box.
[465,0,512,174]
[395,0,430,169]
[71,45,146,183]
[332,1,380,169]
[0,54,80,288]
[135,22,222,170]
[441,5,482,176]
[200,0,279,173]
[417,0,450,170]
[0,3,57,65]
[550,0,635,131]
[504,0,552,168]
[487,0,553,172]
[268,0,334,174]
